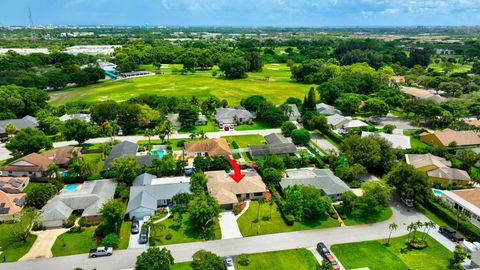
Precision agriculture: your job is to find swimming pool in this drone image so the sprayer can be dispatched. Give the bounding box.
[64,184,80,191]
[150,149,165,157]
[432,189,443,196]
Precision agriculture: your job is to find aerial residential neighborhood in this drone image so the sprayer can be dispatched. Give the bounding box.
[1,1,480,270]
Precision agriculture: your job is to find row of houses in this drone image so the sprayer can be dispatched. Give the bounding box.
[127,167,351,220]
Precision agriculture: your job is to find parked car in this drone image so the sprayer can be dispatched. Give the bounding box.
[439,226,464,242]
[89,247,113,258]
[316,242,330,256]
[401,197,414,208]
[225,257,235,270]
[139,226,149,244]
[461,240,478,253]
[325,253,341,270]
[131,219,140,234]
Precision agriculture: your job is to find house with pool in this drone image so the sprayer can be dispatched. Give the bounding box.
[41,179,117,228]
[126,173,191,220]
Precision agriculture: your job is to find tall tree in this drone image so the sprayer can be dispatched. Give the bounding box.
[135,247,174,270]
[6,128,52,156]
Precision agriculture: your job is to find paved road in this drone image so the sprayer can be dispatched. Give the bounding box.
[0,202,430,270]
[51,129,281,148]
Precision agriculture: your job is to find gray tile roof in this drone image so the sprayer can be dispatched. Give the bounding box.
[137,155,159,167]
[250,133,296,157]
[104,141,139,170]
[280,168,350,197]
[132,173,157,186]
[0,116,38,133]
[265,133,290,145]
[215,107,253,124]
[327,114,348,126]
[126,190,157,213]
[42,179,117,222]
[316,103,342,115]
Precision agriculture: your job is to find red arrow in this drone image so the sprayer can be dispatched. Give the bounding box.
[225,157,245,183]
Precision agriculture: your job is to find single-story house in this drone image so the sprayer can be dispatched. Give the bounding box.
[104,141,139,170]
[206,170,267,209]
[0,115,38,138]
[215,107,254,130]
[59,114,91,122]
[442,188,480,228]
[167,113,208,130]
[400,86,445,104]
[420,129,480,147]
[343,119,369,131]
[0,190,26,221]
[280,168,351,201]
[316,103,342,115]
[327,114,350,130]
[278,104,301,122]
[41,146,82,167]
[41,179,117,228]
[184,138,232,158]
[392,76,406,84]
[0,176,29,193]
[127,173,191,220]
[249,133,297,159]
[362,131,411,149]
[1,153,54,178]
[406,153,471,185]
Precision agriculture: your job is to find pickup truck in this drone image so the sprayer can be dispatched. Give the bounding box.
[88,247,113,258]
[439,226,464,242]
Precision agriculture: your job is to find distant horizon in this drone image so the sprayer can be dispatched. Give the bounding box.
[1,1,480,27]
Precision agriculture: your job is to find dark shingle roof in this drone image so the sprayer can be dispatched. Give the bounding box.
[104,141,139,170]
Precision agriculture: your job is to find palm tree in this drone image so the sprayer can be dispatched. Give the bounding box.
[46,164,59,182]
[108,120,118,144]
[198,130,206,139]
[268,196,275,219]
[163,121,175,142]
[189,132,197,140]
[406,222,415,242]
[143,219,166,245]
[422,221,436,241]
[4,123,16,138]
[387,222,398,245]
[143,128,154,148]
[256,198,264,222]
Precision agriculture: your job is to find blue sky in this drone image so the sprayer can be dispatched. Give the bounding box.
[1,0,479,27]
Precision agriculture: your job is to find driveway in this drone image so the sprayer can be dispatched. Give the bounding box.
[128,220,148,249]
[19,228,68,261]
[219,211,243,240]
[0,143,11,161]
[311,133,338,152]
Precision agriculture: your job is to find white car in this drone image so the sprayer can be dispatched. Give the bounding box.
[225,257,235,270]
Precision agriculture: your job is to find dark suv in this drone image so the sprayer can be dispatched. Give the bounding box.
[131,219,140,234]
[316,242,329,256]
[439,226,463,242]
[138,226,149,244]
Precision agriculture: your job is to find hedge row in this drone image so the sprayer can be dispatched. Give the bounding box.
[321,129,343,145]
[424,199,480,241]
[271,189,295,226]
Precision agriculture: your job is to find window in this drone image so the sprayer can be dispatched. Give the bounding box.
[253,192,263,197]
[245,193,250,199]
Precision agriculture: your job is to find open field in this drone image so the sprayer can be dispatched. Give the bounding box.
[237,201,339,237]
[49,64,312,105]
[331,233,452,270]
[235,248,319,270]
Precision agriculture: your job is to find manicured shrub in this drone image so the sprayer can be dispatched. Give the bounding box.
[68,226,83,233]
[78,217,88,227]
[237,254,250,266]
[102,233,120,248]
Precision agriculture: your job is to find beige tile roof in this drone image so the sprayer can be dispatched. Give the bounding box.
[466,119,480,127]
[184,138,232,156]
[451,189,480,208]
[41,146,82,166]
[405,153,451,169]
[205,170,267,205]
[422,129,480,146]
[427,167,471,181]
[2,153,54,173]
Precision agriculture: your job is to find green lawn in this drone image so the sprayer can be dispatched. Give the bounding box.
[237,201,339,237]
[137,138,194,151]
[331,233,452,270]
[49,64,311,106]
[403,130,431,150]
[234,122,273,131]
[149,213,221,245]
[51,227,98,257]
[171,262,193,270]
[0,223,37,262]
[23,182,47,194]
[118,221,132,250]
[82,153,104,178]
[222,135,265,148]
[342,207,393,226]
[178,120,219,134]
[235,248,319,270]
